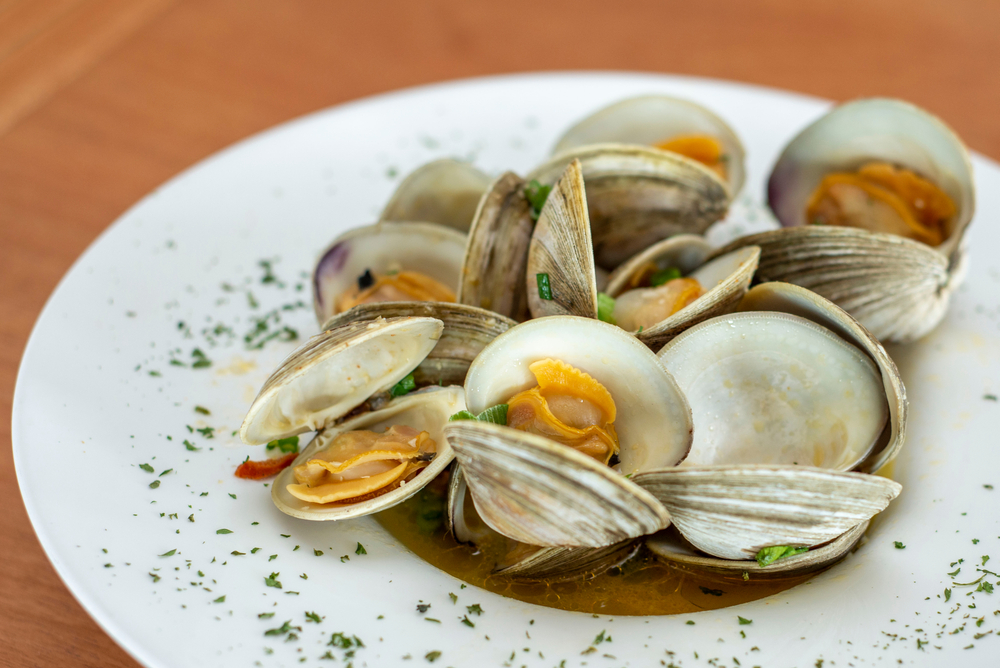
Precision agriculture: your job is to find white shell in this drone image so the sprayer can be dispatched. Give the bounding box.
[379,159,492,232]
[633,465,900,559]
[312,222,466,325]
[647,520,870,580]
[271,386,465,521]
[658,311,888,471]
[527,144,730,269]
[240,317,442,445]
[553,94,746,195]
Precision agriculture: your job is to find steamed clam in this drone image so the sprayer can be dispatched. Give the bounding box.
[552,94,746,195]
[241,316,467,520]
[312,222,466,325]
[717,98,975,343]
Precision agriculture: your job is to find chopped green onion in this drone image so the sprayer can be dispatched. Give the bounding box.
[755,545,809,567]
[524,180,552,220]
[536,273,553,300]
[390,373,416,397]
[597,292,616,325]
[266,435,299,454]
[650,267,682,287]
[449,404,509,425]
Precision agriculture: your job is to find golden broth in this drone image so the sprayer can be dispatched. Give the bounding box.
[375,471,817,616]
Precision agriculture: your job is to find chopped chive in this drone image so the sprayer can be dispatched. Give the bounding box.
[536,273,553,300]
[650,267,682,287]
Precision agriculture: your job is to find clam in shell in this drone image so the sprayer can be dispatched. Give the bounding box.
[240,316,468,521]
[633,281,905,562]
[322,301,516,387]
[604,234,760,349]
[445,316,692,548]
[746,97,976,343]
[312,222,466,325]
[552,94,746,196]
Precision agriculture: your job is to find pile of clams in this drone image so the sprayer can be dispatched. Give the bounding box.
[240,93,974,584]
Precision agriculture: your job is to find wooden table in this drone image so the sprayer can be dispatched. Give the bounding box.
[2,1,997,665]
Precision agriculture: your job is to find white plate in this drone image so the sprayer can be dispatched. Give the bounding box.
[13,72,1000,668]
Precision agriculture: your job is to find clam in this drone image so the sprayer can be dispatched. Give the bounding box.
[632,281,904,563]
[552,94,747,196]
[604,234,761,349]
[526,144,731,269]
[312,222,466,325]
[446,463,638,580]
[240,316,467,520]
[646,520,870,581]
[379,159,492,232]
[444,315,693,548]
[720,98,975,343]
[322,301,516,387]
[457,172,537,322]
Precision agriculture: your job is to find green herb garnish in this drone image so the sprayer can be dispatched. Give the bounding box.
[425,650,442,663]
[216,528,233,534]
[597,292,617,325]
[355,542,367,555]
[536,273,553,300]
[139,463,154,473]
[755,545,809,567]
[390,373,416,397]
[650,267,682,287]
[194,406,211,415]
[306,611,322,623]
[525,180,552,220]
[894,541,906,549]
[738,616,752,625]
[264,572,282,589]
[266,436,299,454]
[449,404,508,425]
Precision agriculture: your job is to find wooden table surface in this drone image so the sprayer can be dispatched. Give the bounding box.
[2,1,998,665]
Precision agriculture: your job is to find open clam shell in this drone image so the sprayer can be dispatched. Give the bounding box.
[633,466,899,560]
[271,385,465,521]
[458,172,536,321]
[446,462,641,580]
[240,316,442,445]
[445,421,670,547]
[646,520,869,580]
[737,281,906,473]
[379,159,492,232]
[525,159,598,319]
[605,234,761,349]
[322,302,516,387]
[312,222,466,325]
[552,95,746,196]
[712,226,961,343]
[446,316,692,548]
[527,144,731,269]
[756,98,975,343]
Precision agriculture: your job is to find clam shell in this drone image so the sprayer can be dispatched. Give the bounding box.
[445,421,670,548]
[312,222,466,325]
[458,172,536,321]
[525,159,598,319]
[632,465,900,560]
[552,94,746,196]
[447,462,641,581]
[527,144,730,269]
[379,159,492,232]
[240,316,442,445]
[322,302,515,387]
[712,226,959,343]
[737,281,906,473]
[646,520,869,580]
[605,235,760,349]
[494,540,641,582]
[271,385,464,521]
